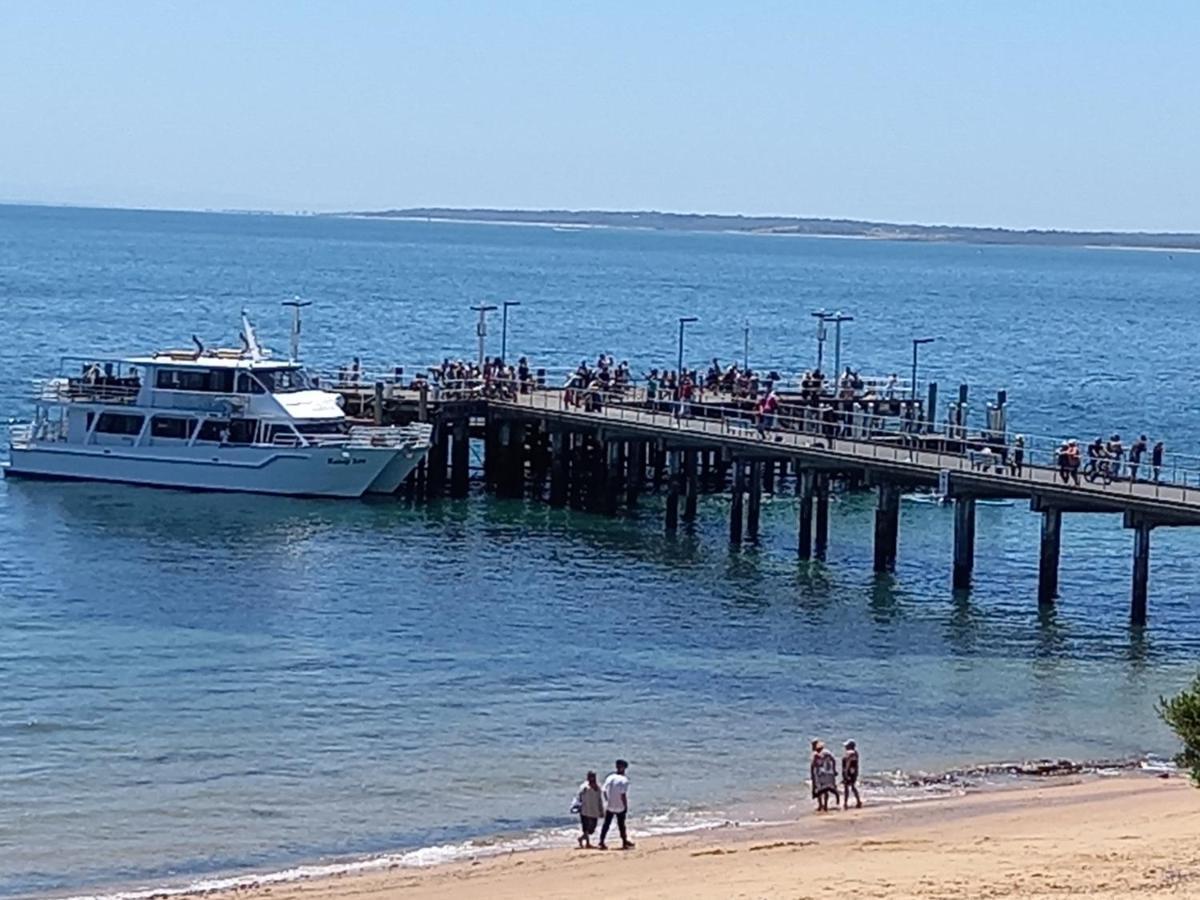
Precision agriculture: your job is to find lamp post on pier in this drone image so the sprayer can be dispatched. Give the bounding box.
[811,310,829,373]
[826,312,853,381]
[677,316,699,380]
[911,337,935,400]
[470,304,498,367]
[501,300,521,364]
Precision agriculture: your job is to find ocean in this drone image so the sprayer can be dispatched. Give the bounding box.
[1,204,1198,898]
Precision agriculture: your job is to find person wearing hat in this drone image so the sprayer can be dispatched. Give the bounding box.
[598,759,634,850]
[842,740,862,809]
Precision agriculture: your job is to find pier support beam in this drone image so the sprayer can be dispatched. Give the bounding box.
[1131,523,1151,626]
[814,473,830,560]
[665,451,681,532]
[797,470,814,559]
[450,419,470,498]
[549,431,567,507]
[873,482,901,572]
[730,461,745,545]
[952,497,976,590]
[1037,507,1062,606]
[683,450,699,522]
[604,440,622,516]
[747,461,763,541]
[625,440,643,507]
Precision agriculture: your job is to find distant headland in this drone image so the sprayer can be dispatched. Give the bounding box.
[340,207,1200,251]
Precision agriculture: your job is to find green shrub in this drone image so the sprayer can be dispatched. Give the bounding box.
[1158,674,1200,784]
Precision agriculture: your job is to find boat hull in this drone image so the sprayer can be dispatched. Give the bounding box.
[3,444,401,498]
[365,447,428,494]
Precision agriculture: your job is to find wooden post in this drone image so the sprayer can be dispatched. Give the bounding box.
[952,496,976,590]
[426,421,448,498]
[814,473,830,560]
[604,440,622,516]
[373,381,385,425]
[665,450,681,532]
[763,459,775,494]
[730,461,745,545]
[450,419,470,497]
[747,460,763,540]
[683,449,698,522]
[1131,522,1151,626]
[625,440,642,507]
[797,469,814,559]
[873,482,900,572]
[1038,507,1062,606]
[418,381,429,423]
[549,431,568,507]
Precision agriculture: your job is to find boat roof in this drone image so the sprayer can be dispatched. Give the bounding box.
[123,352,299,369]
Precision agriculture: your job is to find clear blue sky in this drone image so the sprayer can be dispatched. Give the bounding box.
[2,1,1198,230]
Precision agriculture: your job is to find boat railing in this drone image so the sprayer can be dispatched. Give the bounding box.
[267,424,433,450]
[39,377,141,405]
[9,423,34,449]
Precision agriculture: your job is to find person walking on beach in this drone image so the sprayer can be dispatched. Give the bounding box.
[573,770,604,849]
[842,740,862,809]
[810,740,840,812]
[599,759,634,850]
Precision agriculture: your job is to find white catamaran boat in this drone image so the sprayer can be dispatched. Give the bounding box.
[3,312,432,498]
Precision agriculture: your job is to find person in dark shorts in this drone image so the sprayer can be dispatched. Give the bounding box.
[599,759,634,850]
[573,770,604,848]
[842,740,862,809]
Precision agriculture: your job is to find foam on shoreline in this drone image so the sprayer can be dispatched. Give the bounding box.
[30,756,1174,900]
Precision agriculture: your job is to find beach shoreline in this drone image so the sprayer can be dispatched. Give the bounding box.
[32,764,1193,900]
[178,773,1198,900]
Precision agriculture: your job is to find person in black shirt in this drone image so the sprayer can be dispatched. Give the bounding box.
[1152,440,1165,483]
[1129,435,1148,482]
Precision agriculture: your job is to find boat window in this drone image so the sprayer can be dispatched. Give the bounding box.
[151,416,196,440]
[294,421,349,435]
[195,418,257,444]
[265,424,299,444]
[155,368,236,393]
[235,373,266,394]
[256,367,313,393]
[94,412,144,435]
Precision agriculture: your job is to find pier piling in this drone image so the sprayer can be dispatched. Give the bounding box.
[797,469,814,559]
[1038,507,1062,605]
[1131,522,1151,626]
[683,449,699,522]
[665,450,681,532]
[747,460,763,540]
[730,461,745,545]
[814,473,830,560]
[873,482,901,572]
[952,496,976,589]
[450,419,470,498]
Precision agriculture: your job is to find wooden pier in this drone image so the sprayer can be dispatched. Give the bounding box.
[340,383,1200,627]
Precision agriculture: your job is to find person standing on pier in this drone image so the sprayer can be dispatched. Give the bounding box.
[1152,440,1165,482]
[842,740,862,809]
[573,771,604,849]
[1129,434,1148,482]
[1010,435,1025,476]
[598,760,634,850]
[1108,434,1125,479]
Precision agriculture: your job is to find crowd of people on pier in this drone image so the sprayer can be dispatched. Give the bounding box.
[1054,434,1166,485]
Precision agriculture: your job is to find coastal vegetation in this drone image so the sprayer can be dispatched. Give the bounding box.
[1158,676,1200,783]
[344,207,1200,251]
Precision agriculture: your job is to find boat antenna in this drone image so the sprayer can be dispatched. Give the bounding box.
[282,296,313,363]
[241,309,264,363]
[191,335,205,358]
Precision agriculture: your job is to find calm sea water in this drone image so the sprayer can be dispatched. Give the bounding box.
[2,205,1200,897]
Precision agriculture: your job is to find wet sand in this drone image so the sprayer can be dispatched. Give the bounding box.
[210,774,1198,899]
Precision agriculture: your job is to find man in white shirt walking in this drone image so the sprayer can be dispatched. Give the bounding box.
[598,759,634,850]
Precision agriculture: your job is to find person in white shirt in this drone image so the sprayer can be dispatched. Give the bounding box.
[598,759,634,850]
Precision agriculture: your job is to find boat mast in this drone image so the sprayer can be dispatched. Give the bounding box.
[282,297,313,363]
[241,310,264,362]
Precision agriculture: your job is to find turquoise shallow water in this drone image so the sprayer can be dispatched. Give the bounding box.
[1,205,1199,897]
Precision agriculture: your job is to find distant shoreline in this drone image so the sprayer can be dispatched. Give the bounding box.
[339,207,1200,251]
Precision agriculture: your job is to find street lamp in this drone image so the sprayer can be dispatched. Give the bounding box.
[281,296,312,363]
[501,300,521,364]
[910,337,935,400]
[470,304,498,366]
[677,316,699,382]
[825,312,854,380]
[810,310,829,373]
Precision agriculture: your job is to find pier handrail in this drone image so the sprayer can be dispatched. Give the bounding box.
[459,377,1200,505]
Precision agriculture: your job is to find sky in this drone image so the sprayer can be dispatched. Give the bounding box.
[1,1,1198,231]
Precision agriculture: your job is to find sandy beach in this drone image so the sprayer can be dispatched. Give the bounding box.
[203,775,1198,900]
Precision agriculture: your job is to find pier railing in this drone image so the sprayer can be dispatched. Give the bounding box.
[454,377,1200,504]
